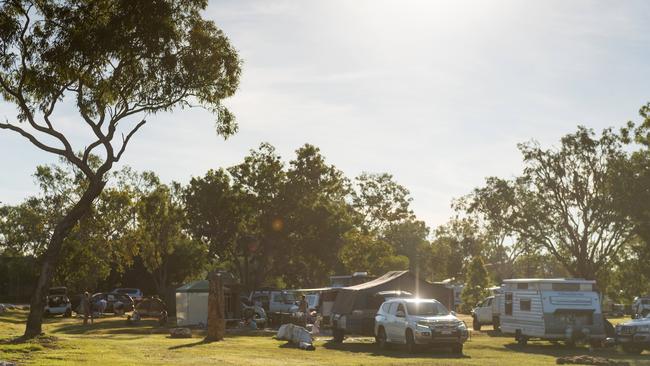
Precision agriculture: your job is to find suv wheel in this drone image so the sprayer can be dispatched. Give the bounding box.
[375,327,388,349]
[451,343,463,354]
[492,316,500,332]
[64,308,72,317]
[472,316,481,331]
[405,329,416,354]
[332,328,344,343]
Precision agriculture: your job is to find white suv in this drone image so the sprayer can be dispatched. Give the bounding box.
[374,298,468,354]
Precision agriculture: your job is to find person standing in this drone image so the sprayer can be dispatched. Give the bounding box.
[81,292,93,325]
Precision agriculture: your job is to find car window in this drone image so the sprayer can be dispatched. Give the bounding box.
[272,294,283,302]
[486,298,492,306]
[396,303,406,317]
[387,302,397,315]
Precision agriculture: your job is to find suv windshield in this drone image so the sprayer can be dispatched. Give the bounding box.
[406,302,449,316]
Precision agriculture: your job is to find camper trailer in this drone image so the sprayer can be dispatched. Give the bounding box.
[499,278,606,346]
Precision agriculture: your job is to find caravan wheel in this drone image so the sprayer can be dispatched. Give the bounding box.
[515,330,528,346]
[332,328,344,343]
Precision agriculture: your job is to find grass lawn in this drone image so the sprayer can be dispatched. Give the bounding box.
[1,310,649,365]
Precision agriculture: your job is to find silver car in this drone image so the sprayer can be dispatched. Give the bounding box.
[374,298,468,353]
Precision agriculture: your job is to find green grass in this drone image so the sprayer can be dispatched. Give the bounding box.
[1,310,648,365]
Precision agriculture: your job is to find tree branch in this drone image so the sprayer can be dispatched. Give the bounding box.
[0,121,66,156]
[114,119,146,162]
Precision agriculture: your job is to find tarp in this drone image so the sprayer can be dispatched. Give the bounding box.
[330,271,453,314]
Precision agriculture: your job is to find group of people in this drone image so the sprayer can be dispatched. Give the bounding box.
[78,292,110,325]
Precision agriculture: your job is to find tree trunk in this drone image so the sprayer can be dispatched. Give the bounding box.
[206,271,225,342]
[24,179,106,338]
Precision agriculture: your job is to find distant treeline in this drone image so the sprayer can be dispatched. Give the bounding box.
[2,104,650,308]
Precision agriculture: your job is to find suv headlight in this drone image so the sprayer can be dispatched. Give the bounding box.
[416,320,431,329]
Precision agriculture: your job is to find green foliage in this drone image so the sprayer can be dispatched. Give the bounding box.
[339,230,409,276]
[382,220,429,274]
[137,182,207,294]
[467,126,632,281]
[460,256,490,313]
[352,173,414,232]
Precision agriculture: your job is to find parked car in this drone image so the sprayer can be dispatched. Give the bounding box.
[331,290,413,342]
[498,278,606,346]
[610,314,650,354]
[91,292,134,315]
[112,288,144,303]
[632,297,650,319]
[44,287,72,317]
[471,295,501,331]
[374,298,468,354]
[127,296,167,325]
[249,290,299,314]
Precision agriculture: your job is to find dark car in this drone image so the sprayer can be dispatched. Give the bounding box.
[91,292,134,315]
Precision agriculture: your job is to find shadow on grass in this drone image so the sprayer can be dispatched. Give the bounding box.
[51,318,168,335]
[483,330,512,338]
[322,339,470,359]
[503,342,647,362]
[167,339,210,350]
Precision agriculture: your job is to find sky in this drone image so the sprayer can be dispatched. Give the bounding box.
[1,0,650,228]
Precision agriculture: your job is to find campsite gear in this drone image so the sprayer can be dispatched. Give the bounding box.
[556,355,630,365]
[169,327,192,338]
[175,272,242,327]
[498,279,606,346]
[276,323,315,350]
[127,297,168,325]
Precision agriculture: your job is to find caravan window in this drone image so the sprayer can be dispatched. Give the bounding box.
[520,299,531,311]
[517,283,528,290]
[552,283,581,292]
[505,293,513,315]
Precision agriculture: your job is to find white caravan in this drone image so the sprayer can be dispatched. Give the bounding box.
[498,278,606,345]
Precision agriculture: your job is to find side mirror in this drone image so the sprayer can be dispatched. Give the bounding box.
[396,310,405,318]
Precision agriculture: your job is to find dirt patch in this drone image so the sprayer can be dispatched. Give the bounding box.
[556,355,630,366]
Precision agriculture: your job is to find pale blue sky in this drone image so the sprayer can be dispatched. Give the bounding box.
[1,0,649,227]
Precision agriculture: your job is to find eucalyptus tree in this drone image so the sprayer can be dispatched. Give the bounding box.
[469,127,632,281]
[0,0,241,336]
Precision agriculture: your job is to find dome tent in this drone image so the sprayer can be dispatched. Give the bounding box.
[175,272,241,326]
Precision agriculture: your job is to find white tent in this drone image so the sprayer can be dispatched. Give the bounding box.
[175,280,209,326]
